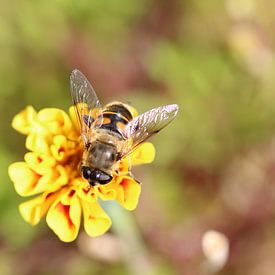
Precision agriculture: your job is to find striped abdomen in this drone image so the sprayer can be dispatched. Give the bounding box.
[99,102,133,138]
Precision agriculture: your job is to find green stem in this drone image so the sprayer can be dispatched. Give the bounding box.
[102,201,157,275]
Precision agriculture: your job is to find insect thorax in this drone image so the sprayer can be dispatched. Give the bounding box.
[85,139,117,171]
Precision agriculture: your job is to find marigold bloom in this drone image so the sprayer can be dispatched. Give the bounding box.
[8,106,155,242]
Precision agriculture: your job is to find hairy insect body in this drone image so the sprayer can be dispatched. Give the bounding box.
[70,69,178,187]
[83,140,116,171]
[99,102,133,137]
[81,103,133,186]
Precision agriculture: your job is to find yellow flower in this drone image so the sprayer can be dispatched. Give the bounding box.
[8,105,155,242]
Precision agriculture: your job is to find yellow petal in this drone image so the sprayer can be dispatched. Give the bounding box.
[50,135,80,162]
[50,135,68,162]
[76,179,97,203]
[37,108,73,135]
[116,176,141,210]
[46,165,69,193]
[81,200,111,237]
[46,191,81,242]
[130,142,155,166]
[8,162,40,197]
[9,161,69,197]
[19,191,60,225]
[24,152,56,174]
[11,106,37,135]
[95,180,117,201]
[117,158,130,175]
[26,133,51,155]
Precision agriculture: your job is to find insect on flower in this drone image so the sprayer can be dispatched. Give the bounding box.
[71,69,179,187]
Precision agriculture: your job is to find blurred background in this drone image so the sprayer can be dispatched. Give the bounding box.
[1,0,275,274]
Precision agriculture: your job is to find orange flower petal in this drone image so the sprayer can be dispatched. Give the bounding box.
[50,135,80,162]
[8,162,41,197]
[81,199,111,237]
[46,165,69,192]
[117,158,130,175]
[46,191,81,242]
[8,162,70,197]
[131,142,155,165]
[26,133,51,155]
[28,164,69,194]
[37,108,73,135]
[50,136,67,161]
[76,181,97,203]
[116,176,141,210]
[19,191,60,225]
[10,104,155,242]
[11,106,37,135]
[24,152,56,174]
[95,180,117,201]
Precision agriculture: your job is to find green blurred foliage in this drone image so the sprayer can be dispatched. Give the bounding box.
[1,0,275,274]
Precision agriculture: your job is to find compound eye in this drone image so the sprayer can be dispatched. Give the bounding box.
[99,173,113,185]
[81,166,92,180]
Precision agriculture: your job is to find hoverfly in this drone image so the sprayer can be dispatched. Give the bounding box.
[70,69,179,186]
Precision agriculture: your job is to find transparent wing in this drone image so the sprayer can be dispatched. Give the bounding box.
[120,104,179,158]
[70,69,103,146]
